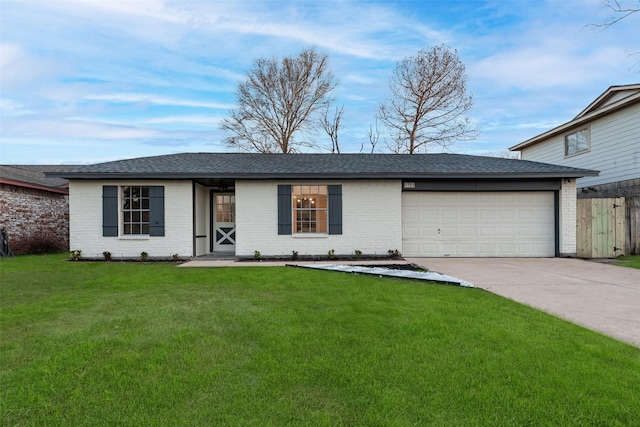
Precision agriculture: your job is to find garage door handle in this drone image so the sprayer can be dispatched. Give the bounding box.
[438,228,441,234]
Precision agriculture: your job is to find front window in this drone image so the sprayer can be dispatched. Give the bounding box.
[293,185,327,233]
[122,186,150,235]
[565,128,589,156]
[215,194,235,223]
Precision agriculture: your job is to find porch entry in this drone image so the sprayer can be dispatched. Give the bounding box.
[212,193,236,252]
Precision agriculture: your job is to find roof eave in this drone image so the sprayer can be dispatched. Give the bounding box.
[53,171,599,180]
[575,84,640,118]
[0,178,70,194]
[510,91,640,151]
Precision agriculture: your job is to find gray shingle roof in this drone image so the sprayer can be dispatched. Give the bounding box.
[1,165,70,189]
[46,152,598,180]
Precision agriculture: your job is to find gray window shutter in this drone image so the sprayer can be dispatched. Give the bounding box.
[102,185,118,237]
[328,185,342,235]
[149,186,165,236]
[277,185,292,235]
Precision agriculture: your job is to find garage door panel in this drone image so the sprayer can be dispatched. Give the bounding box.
[422,210,439,221]
[421,243,439,256]
[478,210,495,220]
[499,209,515,220]
[499,226,515,237]
[478,227,496,237]
[459,226,476,237]
[458,244,477,256]
[402,191,554,257]
[403,208,420,221]
[460,210,476,220]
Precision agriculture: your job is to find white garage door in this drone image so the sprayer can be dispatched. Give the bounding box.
[402,192,555,257]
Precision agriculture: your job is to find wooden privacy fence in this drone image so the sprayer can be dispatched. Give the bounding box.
[627,197,640,255]
[577,197,640,257]
[577,198,625,258]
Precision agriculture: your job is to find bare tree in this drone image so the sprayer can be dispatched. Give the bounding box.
[589,0,639,70]
[220,47,337,153]
[362,119,381,153]
[321,105,344,153]
[487,150,521,160]
[593,0,639,29]
[377,45,479,154]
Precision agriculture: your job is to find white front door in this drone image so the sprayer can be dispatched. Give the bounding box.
[213,193,236,252]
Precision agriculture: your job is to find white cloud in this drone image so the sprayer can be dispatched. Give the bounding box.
[144,115,222,126]
[0,98,34,116]
[85,93,233,110]
[0,43,65,90]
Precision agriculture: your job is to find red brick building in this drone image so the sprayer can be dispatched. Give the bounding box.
[0,165,71,254]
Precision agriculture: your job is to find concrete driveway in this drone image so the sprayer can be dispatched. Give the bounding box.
[405,258,640,348]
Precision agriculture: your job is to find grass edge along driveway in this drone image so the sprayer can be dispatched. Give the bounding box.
[1,254,639,426]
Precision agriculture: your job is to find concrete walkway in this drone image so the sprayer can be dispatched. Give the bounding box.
[406,258,640,348]
[179,259,414,268]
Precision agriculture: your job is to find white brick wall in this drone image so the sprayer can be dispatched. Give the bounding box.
[235,180,402,257]
[69,178,577,259]
[559,178,577,256]
[69,180,193,259]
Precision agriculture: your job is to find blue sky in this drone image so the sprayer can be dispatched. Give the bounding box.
[1,0,638,164]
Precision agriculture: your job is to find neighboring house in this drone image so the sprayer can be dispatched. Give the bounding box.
[0,165,70,254]
[48,153,596,259]
[509,84,640,198]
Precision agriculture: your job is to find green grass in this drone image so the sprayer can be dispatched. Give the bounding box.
[1,254,639,426]
[615,255,640,269]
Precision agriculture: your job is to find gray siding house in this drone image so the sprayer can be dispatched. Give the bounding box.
[510,84,640,198]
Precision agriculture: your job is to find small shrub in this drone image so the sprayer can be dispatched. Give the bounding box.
[69,250,82,261]
[102,251,112,262]
[354,249,362,259]
[388,249,401,260]
[140,251,149,262]
[20,234,66,255]
[254,250,261,259]
[328,249,335,260]
[291,251,298,260]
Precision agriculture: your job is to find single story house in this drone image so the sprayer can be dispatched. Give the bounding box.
[0,165,70,254]
[48,152,597,259]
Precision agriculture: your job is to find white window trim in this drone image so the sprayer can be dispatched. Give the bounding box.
[292,233,329,239]
[118,235,151,241]
[292,185,329,235]
[120,185,151,237]
[564,126,590,158]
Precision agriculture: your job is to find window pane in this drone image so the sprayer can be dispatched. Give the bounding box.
[121,185,151,235]
[565,128,589,155]
[292,185,328,234]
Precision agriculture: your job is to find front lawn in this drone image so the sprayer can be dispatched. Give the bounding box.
[615,255,640,269]
[1,254,639,426]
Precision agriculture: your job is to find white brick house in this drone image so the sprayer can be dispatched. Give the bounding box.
[49,153,596,259]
